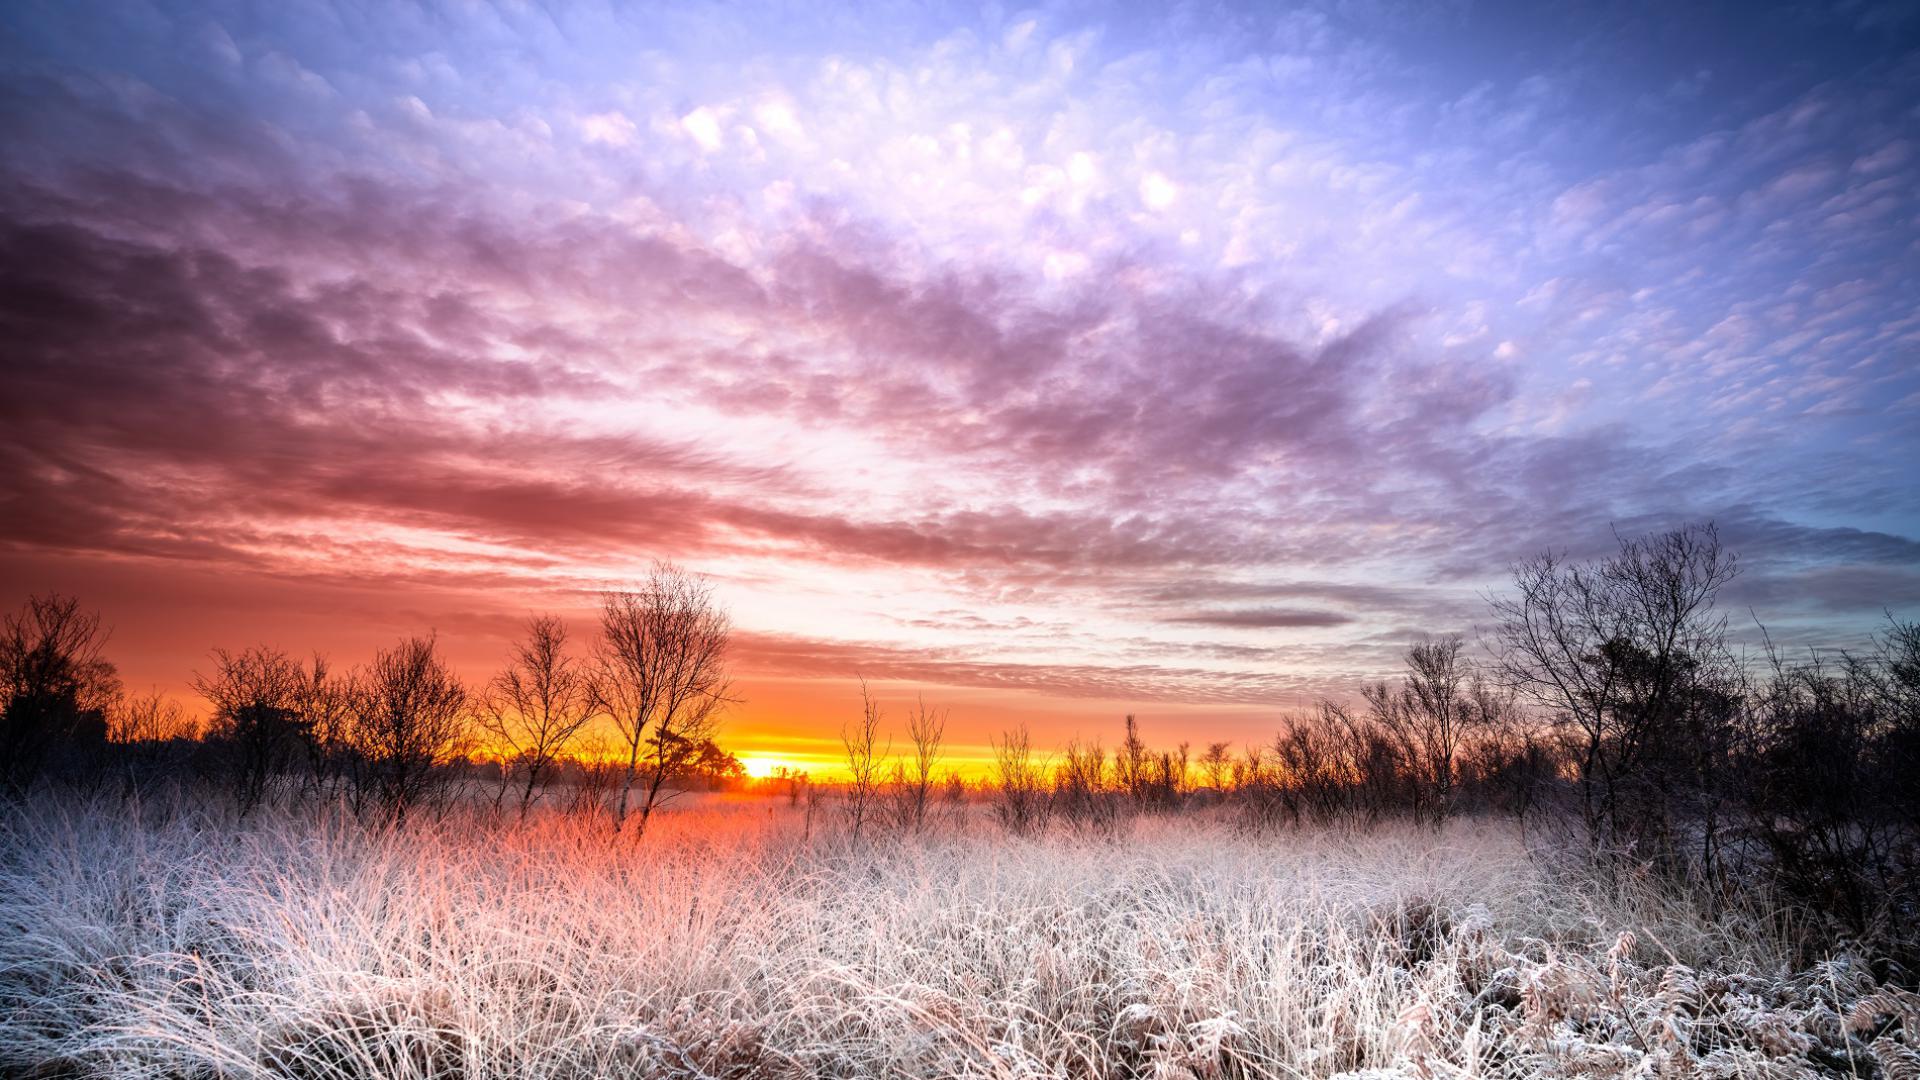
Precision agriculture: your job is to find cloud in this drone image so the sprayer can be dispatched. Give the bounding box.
[0,0,1914,710]
[1727,563,1920,622]
[579,111,636,147]
[1139,171,1178,209]
[680,106,727,152]
[4,153,1913,701]
[730,630,1334,704]
[1164,609,1355,629]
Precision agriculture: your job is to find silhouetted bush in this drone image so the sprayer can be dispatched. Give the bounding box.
[884,694,946,834]
[1744,617,1920,967]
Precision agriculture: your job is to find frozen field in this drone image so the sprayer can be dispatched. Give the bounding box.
[4,798,1916,1079]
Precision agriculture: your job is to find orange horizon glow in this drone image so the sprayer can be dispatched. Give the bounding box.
[6,549,1305,784]
[738,755,804,780]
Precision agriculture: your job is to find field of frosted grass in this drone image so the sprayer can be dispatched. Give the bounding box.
[4,797,1917,1079]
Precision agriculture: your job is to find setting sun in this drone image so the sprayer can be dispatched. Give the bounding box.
[739,756,800,780]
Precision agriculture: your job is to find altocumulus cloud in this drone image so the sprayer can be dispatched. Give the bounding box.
[0,0,1916,701]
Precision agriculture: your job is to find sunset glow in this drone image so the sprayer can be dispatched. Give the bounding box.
[5,7,1920,1078]
[2,2,1916,764]
[739,756,798,781]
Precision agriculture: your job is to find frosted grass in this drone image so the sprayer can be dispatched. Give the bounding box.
[3,798,1913,1078]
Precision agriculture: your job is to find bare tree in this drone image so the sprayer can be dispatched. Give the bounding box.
[0,593,118,792]
[106,690,198,797]
[1489,523,1739,867]
[1361,637,1503,825]
[347,635,469,824]
[887,693,946,833]
[991,723,1048,835]
[1117,713,1148,804]
[1744,616,1920,952]
[1269,707,1360,825]
[1052,737,1115,830]
[841,679,888,843]
[1234,743,1291,830]
[110,690,196,745]
[195,646,308,817]
[1199,741,1233,792]
[294,655,352,804]
[476,615,596,818]
[1142,740,1192,809]
[1455,678,1530,813]
[1230,744,1266,794]
[593,563,734,835]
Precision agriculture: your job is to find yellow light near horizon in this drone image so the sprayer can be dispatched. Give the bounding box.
[740,755,800,780]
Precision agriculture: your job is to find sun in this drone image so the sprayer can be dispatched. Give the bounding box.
[740,755,798,780]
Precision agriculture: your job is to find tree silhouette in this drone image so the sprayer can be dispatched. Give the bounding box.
[475,615,595,818]
[593,563,733,835]
[1,594,118,793]
[1489,523,1739,869]
[347,635,469,824]
[194,646,311,817]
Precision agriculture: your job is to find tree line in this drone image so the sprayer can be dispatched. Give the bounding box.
[4,526,1917,964]
[0,563,737,832]
[963,525,1916,969]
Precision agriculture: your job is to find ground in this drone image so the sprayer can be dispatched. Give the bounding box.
[3,797,1916,1078]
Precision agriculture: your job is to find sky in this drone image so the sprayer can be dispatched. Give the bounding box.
[3,0,1918,774]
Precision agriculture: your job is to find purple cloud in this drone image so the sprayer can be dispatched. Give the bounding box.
[0,1,1915,712]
